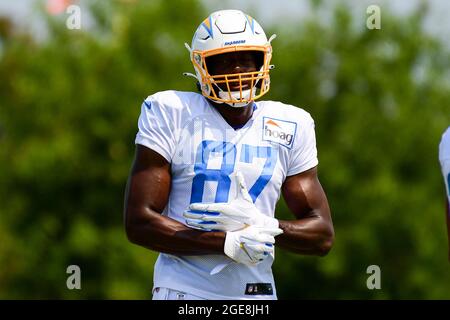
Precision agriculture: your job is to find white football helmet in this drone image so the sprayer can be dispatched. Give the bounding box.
[184,10,276,108]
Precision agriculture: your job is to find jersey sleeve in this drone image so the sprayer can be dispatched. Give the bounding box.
[134,95,178,162]
[287,113,319,176]
[439,127,450,198]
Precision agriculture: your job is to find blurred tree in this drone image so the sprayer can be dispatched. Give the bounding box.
[271,3,450,299]
[0,0,448,299]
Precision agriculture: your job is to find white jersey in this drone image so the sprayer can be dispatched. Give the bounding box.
[135,90,318,300]
[439,126,450,203]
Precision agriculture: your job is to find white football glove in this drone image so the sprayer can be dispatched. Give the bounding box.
[184,171,280,232]
[224,225,282,266]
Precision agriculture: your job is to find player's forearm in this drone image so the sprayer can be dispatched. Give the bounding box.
[125,208,225,256]
[276,215,334,256]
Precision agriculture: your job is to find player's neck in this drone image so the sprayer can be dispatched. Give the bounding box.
[209,101,254,130]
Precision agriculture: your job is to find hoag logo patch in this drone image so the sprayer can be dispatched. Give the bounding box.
[262,117,297,149]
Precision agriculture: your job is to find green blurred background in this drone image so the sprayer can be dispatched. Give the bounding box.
[0,0,449,299]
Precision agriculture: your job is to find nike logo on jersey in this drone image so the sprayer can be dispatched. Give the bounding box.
[262,117,296,149]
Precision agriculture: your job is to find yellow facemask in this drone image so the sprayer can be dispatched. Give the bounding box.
[191,44,273,105]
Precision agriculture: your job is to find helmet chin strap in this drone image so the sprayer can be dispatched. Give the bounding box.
[218,88,256,108]
[211,72,262,108]
[223,64,265,108]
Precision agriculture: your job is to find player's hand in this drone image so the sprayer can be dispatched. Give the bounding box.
[184,171,281,232]
[223,225,282,266]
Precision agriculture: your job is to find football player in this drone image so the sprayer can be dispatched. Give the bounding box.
[124,10,334,300]
[439,126,450,261]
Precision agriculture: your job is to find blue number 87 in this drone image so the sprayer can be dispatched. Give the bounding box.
[190,140,278,204]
